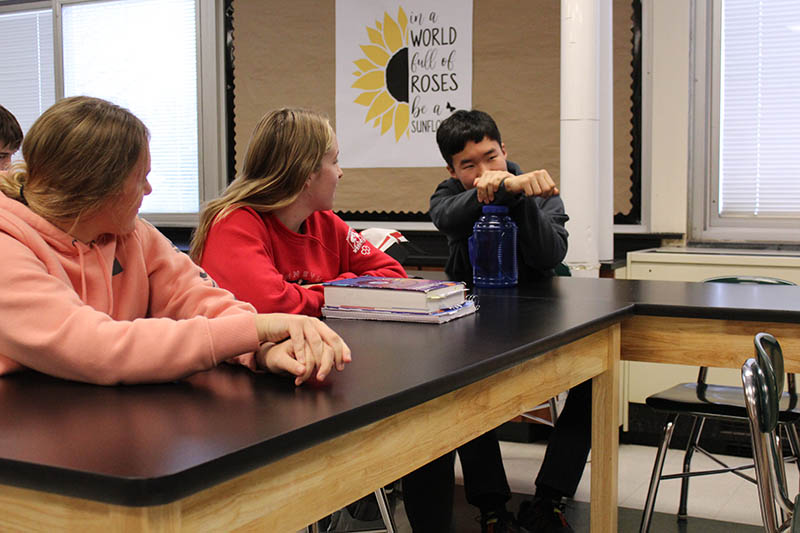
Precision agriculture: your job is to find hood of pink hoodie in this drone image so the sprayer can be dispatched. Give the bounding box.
[0,193,118,313]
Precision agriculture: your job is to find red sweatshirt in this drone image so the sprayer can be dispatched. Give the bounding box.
[0,192,260,385]
[199,208,407,316]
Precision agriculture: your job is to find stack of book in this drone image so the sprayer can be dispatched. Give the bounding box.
[321,276,477,324]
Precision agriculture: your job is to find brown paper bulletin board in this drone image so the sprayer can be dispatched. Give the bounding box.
[232,0,633,216]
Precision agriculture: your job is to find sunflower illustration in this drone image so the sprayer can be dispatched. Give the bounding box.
[351,7,410,142]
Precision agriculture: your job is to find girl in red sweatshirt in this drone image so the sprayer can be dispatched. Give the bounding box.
[0,97,349,386]
[192,108,406,317]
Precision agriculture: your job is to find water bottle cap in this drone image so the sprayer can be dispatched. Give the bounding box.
[482,205,509,214]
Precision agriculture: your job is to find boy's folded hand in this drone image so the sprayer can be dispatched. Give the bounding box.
[474,170,514,203]
[504,170,559,199]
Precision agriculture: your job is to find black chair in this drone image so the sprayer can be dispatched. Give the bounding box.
[639,276,800,533]
[742,333,800,532]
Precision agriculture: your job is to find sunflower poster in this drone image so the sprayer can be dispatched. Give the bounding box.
[335,0,473,168]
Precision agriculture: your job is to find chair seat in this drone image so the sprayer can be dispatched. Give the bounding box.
[646,383,800,422]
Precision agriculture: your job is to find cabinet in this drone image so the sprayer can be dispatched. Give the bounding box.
[627,247,800,285]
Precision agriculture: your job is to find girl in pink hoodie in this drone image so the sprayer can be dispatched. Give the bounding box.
[0,96,350,385]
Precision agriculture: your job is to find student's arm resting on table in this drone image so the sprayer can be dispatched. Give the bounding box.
[0,232,260,385]
[197,212,354,383]
[253,313,351,385]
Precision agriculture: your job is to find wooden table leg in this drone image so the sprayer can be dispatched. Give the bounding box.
[591,323,620,533]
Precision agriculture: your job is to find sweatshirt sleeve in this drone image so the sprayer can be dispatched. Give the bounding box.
[200,209,326,317]
[333,216,408,281]
[491,163,569,271]
[141,221,258,320]
[507,194,569,271]
[0,231,260,385]
[429,178,484,240]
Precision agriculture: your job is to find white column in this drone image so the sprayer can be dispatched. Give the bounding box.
[560,0,614,277]
[597,0,614,262]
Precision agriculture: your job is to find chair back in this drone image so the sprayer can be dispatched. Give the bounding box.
[755,332,786,399]
[743,334,796,532]
[743,356,780,434]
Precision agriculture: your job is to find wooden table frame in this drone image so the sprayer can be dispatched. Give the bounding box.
[0,326,621,533]
[621,315,800,372]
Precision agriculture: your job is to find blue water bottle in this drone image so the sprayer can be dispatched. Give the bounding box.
[468,205,518,287]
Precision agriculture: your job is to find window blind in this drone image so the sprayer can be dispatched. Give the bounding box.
[62,0,199,214]
[0,8,55,156]
[719,0,800,218]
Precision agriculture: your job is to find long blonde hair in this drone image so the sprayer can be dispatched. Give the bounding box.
[0,96,148,224]
[190,108,333,261]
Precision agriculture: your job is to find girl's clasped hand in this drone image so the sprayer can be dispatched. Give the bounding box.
[255,313,351,385]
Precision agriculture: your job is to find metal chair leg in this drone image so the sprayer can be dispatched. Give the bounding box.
[786,422,800,480]
[311,488,394,533]
[750,422,781,532]
[375,487,396,533]
[547,396,559,424]
[678,416,704,520]
[640,413,678,533]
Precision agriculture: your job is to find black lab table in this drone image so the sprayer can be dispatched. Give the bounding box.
[1,278,798,532]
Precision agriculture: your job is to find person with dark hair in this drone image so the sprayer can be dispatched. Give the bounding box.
[432,109,568,284]
[402,109,588,533]
[0,105,23,171]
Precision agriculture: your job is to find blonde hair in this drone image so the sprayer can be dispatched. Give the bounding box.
[0,96,148,224]
[190,108,333,261]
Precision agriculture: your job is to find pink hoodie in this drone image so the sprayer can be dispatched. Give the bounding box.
[0,192,260,384]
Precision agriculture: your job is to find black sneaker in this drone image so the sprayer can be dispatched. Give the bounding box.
[480,509,521,533]
[517,497,573,533]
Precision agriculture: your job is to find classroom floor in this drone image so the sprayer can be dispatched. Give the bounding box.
[311,441,782,532]
[486,440,772,532]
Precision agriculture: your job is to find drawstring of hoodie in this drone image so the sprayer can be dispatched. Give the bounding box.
[94,243,114,311]
[71,240,114,311]
[74,240,88,302]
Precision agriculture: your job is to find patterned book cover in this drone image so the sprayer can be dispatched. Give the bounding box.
[324,276,462,293]
[321,299,477,324]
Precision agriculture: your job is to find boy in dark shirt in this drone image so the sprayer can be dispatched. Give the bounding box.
[429,110,568,284]
[402,110,589,533]
[0,105,23,171]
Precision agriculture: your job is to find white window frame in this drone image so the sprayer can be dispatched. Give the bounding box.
[0,0,227,227]
[689,0,800,244]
